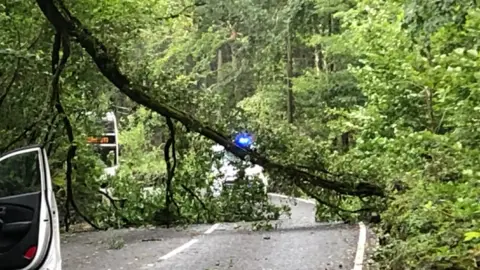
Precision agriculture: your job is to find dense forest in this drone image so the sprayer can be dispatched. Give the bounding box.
[1,0,479,269]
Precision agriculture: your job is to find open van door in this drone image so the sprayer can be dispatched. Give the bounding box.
[0,145,62,270]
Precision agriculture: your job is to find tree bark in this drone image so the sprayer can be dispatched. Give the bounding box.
[217,49,223,82]
[34,0,384,198]
[286,22,294,123]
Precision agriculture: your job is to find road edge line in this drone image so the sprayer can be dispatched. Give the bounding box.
[269,193,367,269]
[353,221,367,270]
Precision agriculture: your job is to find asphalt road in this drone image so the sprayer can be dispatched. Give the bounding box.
[62,194,361,270]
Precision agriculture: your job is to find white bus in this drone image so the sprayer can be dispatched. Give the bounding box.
[86,111,162,205]
[87,111,120,177]
[86,111,122,206]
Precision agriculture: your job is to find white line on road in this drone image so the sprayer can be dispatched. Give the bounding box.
[158,239,199,261]
[353,222,367,270]
[203,223,220,234]
[268,192,367,270]
[157,223,220,261]
[157,193,368,267]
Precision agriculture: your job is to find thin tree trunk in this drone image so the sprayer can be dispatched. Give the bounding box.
[327,13,335,72]
[314,47,324,75]
[230,43,239,105]
[286,22,294,123]
[217,49,223,82]
[424,87,436,132]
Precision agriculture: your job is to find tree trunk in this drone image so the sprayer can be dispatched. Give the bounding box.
[217,49,223,82]
[286,23,294,123]
[424,87,436,132]
[230,43,239,106]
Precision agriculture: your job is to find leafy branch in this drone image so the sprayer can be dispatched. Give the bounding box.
[35,0,384,198]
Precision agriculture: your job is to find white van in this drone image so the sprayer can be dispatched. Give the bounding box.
[0,145,62,270]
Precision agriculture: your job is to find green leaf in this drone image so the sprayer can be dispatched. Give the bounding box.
[464,231,480,242]
[454,48,465,55]
[466,49,478,57]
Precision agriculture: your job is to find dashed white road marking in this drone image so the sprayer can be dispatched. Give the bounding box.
[158,238,199,261]
[157,193,368,268]
[269,192,368,270]
[203,223,220,234]
[157,223,220,261]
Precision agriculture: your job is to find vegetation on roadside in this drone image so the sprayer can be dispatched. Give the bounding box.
[1,0,479,269]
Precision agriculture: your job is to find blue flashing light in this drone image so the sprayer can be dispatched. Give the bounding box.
[234,132,253,148]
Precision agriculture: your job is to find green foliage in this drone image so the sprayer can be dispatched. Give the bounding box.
[87,107,285,228]
[2,0,480,268]
[325,2,480,268]
[376,178,479,269]
[212,178,287,222]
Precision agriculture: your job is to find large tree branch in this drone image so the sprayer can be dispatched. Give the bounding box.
[163,116,180,227]
[35,0,384,197]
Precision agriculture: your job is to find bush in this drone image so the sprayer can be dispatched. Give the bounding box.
[376,178,480,269]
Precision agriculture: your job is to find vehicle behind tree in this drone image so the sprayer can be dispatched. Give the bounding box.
[210,144,268,197]
[86,111,120,178]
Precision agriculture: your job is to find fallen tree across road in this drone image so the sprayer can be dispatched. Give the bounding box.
[35,0,385,198]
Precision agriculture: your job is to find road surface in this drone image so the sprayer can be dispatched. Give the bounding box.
[62,194,364,270]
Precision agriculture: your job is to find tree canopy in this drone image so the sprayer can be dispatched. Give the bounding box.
[1,0,479,269]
